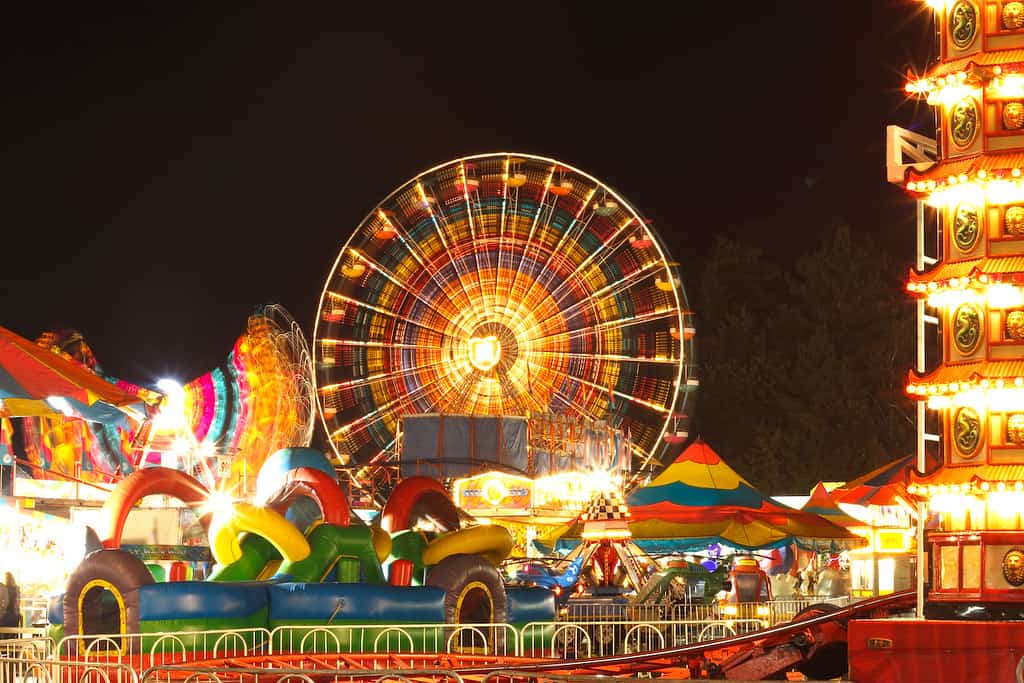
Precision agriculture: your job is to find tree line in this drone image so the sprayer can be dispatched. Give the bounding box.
[690,222,917,494]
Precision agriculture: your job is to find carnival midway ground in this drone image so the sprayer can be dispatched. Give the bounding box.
[0,590,944,683]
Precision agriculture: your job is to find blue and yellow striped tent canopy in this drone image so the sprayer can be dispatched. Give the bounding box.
[626,439,865,551]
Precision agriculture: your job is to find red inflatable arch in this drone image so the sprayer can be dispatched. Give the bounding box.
[101,467,211,549]
[379,476,460,533]
[264,466,350,526]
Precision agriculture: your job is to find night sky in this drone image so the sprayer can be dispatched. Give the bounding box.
[4,2,934,386]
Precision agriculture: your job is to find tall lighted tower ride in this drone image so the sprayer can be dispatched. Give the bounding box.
[892,0,1024,621]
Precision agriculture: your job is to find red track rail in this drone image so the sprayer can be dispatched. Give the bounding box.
[453,589,917,676]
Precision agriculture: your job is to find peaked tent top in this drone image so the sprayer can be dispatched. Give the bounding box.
[832,454,920,507]
[800,482,867,528]
[625,438,865,550]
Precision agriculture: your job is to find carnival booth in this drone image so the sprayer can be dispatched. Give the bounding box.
[401,413,631,555]
[830,455,922,599]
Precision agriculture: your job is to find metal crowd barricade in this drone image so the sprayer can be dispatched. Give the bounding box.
[139,665,464,683]
[56,629,271,669]
[0,634,54,659]
[0,656,138,683]
[519,618,767,659]
[268,624,519,658]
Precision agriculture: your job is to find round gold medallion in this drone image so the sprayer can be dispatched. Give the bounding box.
[1008,413,1024,444]
[953,202,980,252]
[1007,310,1024,340]
[953,303,983,354]
[953,407,983,457]
[1007,206,1024,235]
[951,97,979,148]
[1005,101,1024,130]
[951,1,979,47]
[1003,549,1024,586]
[1004,2,1024,30]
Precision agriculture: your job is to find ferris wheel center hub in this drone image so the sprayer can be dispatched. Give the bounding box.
[468,335,501,372]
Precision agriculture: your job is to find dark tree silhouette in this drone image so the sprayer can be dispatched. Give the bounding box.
[694,224,915,493]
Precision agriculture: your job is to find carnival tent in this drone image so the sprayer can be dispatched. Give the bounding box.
[0,326,146,426]
[800,482,868,529]
[625,439,866,551]
[831,454,921,507]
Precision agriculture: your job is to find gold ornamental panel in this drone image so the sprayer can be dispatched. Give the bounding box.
[1007,310,1024,340]
[1007,413,1024,444]
[1007,206,1024,236]
[950,1,978,47]
[953,406,983,458]
[952,302,983,354]
[1005,101,1024,130]
[1003,548,1024,586]
[1004,2,1024,30]
[950,97,979,149]
[953,202,980,252]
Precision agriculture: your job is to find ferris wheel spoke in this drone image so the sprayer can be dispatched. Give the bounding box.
[540,214,637,307]
[324,291,453,341]
[417,180,483,317]
[347,251,470,336]
[326,360,461,441]
[459,161,492,317]
[502,165,555,318]
[505,185,598,328]
[528,306,682,349]
[497,220,644,336]
[532,349,680,365]
[370,204,477,336]
[562,367,671,416]
[516,260,675,344]
[318,346,450,394]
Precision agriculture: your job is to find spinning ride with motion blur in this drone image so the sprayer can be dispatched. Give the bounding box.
[313,153,698,531]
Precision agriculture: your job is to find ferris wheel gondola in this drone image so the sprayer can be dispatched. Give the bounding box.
[313,153,697,487]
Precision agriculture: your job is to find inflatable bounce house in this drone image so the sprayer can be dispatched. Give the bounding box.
[47,448,553,652]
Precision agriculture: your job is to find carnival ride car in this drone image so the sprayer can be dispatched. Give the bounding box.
[47,448,554,650]
[507,556,584,608]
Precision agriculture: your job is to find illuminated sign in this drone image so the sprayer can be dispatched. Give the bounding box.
[454,471,532,514]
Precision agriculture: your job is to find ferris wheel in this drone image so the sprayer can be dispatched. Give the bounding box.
[313,153,696,484]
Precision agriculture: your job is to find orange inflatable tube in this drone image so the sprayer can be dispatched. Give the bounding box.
[101,467,211,549]
[262,466,350,526]
[379,476,460,533]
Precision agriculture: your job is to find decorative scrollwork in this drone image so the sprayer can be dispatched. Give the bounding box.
[1005,101,1024,130]
[1003,548,1024,586]
[953,303,983,354]
[1003,1,1024,30]
[953,407,982,457]
[951,97,979,148]
[950,1,978,47]
[1006,310,1024,340]
[1007,413,1024,445]
[953,202,980,252]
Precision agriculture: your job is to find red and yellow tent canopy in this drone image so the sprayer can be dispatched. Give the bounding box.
[625,439,865,550]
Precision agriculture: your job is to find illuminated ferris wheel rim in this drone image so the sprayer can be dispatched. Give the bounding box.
[313,151,694,475]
